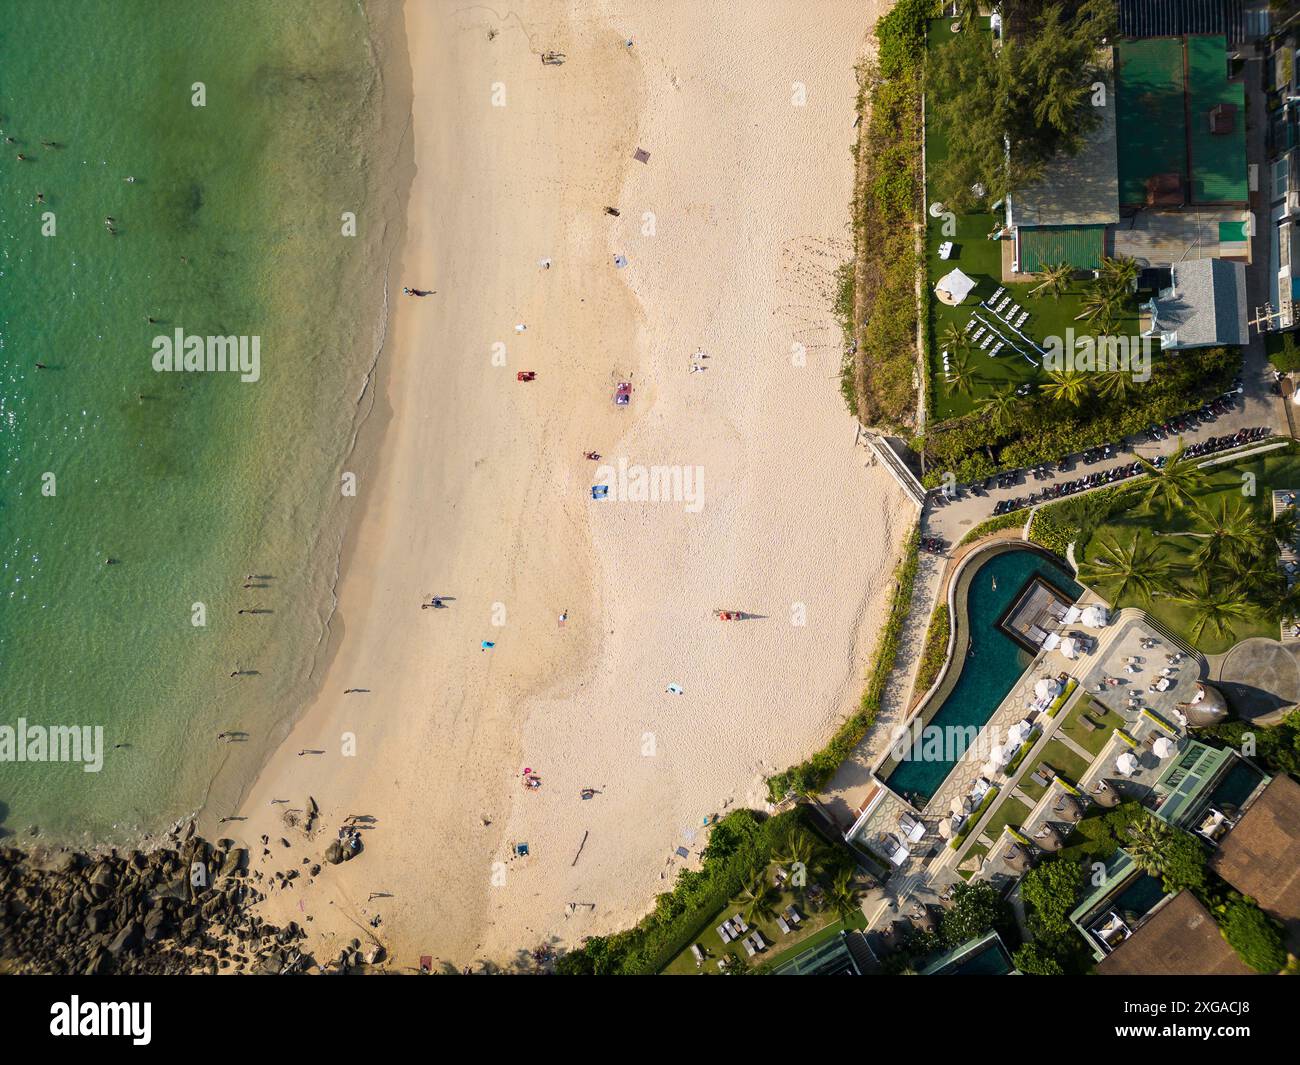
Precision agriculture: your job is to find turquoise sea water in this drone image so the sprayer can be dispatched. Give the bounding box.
[0,1,393,840]
[886,548,1082,803]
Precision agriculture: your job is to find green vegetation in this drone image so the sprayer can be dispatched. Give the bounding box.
[881,879,1014,974]
[917,346,1237,484]
[767,530,919,802]
[913,604,950,695]
[1124,814,1209,896]
[927,1,1116,211]
[950,785,999,849]
[1200,708,1300,777]
[1060,698,1126,757]
[1218,897,1288,974]
[1266,329,1300,374]
[841,3,929,428]
[959,508,1030,547]
[1074,445,1300,653]
[1017,740,1091,803]
[556,808,859,976]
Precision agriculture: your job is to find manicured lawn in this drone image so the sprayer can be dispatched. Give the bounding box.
[1077,446,1300,653]
[659,866,854,975]
[1017,740,1093,803]
[1060,698,1128,757]
[976,795,1033,846]
[922,19,1146,423]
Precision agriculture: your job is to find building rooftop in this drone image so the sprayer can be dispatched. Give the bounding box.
[1208,774,1300,944]
[1115,35,1248,206]
[1096,890,1256,975]
[1146,256,1248,348]
[1011,59,1118,229]
[1118,0,1247,47]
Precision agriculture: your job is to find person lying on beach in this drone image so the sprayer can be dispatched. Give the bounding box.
[402,286,434,296]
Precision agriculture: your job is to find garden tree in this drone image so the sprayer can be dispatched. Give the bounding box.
[826,865,861,920]
[1094,368,1134,402]
[1124,814,1209,895]
[737,866,781,925]
[1019,857,1085,944]
[1040,368,1091,406]
[975,382,1021,428]
[1170,574,1254,646]
[1028,261,1073,300]
[1073,285,1123,333]
[929,1,1116,210]
[773,824,822,885]
[941,880,1008,946]
[1011,942,1065,975]
[1273,507,1298,546]
[1177,497,1267,571]
[1098,255,1139,293]
[1203,708,1300,778]
[1077,536,1171,605]
[1135,442,1205,519]
[1219,898,1287,973]
[939,321,968,354]
[945,349,978,397]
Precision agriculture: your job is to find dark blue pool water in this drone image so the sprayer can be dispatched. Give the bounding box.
[1210,758,1266,812]
[886,548,1081,804]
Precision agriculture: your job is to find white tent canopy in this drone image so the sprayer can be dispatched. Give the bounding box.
[935,267,977,306]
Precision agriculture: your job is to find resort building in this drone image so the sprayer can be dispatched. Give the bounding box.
[917,930,1018,976]
[1094,889,1257,975]
[1207,773,1300,950]
[1264,5,1300,329]
[1070,850,1177,960]
[1141,257,1250,349]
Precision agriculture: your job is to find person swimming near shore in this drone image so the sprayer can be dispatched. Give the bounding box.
[35,362,47,370]
[35,192,44,203]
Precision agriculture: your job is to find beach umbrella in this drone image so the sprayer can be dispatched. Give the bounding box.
[1081,605,1109,628]
[1116,751,1138,776]
[1007,720,1031,745]
[1153,736,1175,759]
[1060,637,1079,660]
[1035,677,1062,701]
[938,818,955,839]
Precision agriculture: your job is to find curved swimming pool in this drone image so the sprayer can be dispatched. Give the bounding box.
[884,546,1082,805]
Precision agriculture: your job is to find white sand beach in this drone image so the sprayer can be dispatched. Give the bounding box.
[226,0,907,970]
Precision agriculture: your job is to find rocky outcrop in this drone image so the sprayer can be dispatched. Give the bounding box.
[0,825,311,975]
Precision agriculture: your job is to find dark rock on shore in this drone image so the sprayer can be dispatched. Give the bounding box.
[0,824,312,975]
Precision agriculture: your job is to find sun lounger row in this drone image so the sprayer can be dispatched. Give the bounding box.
[980,333,994,350]
[971,325,986,343]
[1014,310,1029,328]
[776,905,804,934]
[741,930,768,956]
[990,341,1003,357]
[716,913,750,943]
[989,286,1005,305]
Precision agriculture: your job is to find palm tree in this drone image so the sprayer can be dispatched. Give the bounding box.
[1169,574,1253,645]
[1135,442,1204,520]
[945,349,977,397]
[737,867,780,925]
[1029,261,1072,300]
[954,0,983,34]
[939,322,968,355]
[1124,813,1174,878]
[1074,286,1120,333]
[1094,368,1133,402]
[975,382,1019,428]
[1180,497,1265,571]
[774,827,821,889]
[1040,368,1091,406]
[1098,255,1139,294]
[1077,536,1172,604]
[825,866,861,920]
[1271,508,1297,548]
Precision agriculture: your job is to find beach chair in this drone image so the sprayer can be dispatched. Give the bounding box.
[971,326,986,342]
[732,914,749,933]
[990,286,1005,304]
[963,317,976,333]
[717,924,732,942]
[1016,311,1029,328]
[752,931,768,950]
[990,341,1003,357]
[980,334,994,350]
[743,938,757,957]
[996,296,1011,314]
[777,916,792,934]
[691,943,704,964]
[787,907,802,925]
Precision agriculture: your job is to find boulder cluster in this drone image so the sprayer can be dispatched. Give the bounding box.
[0,823,311,975]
